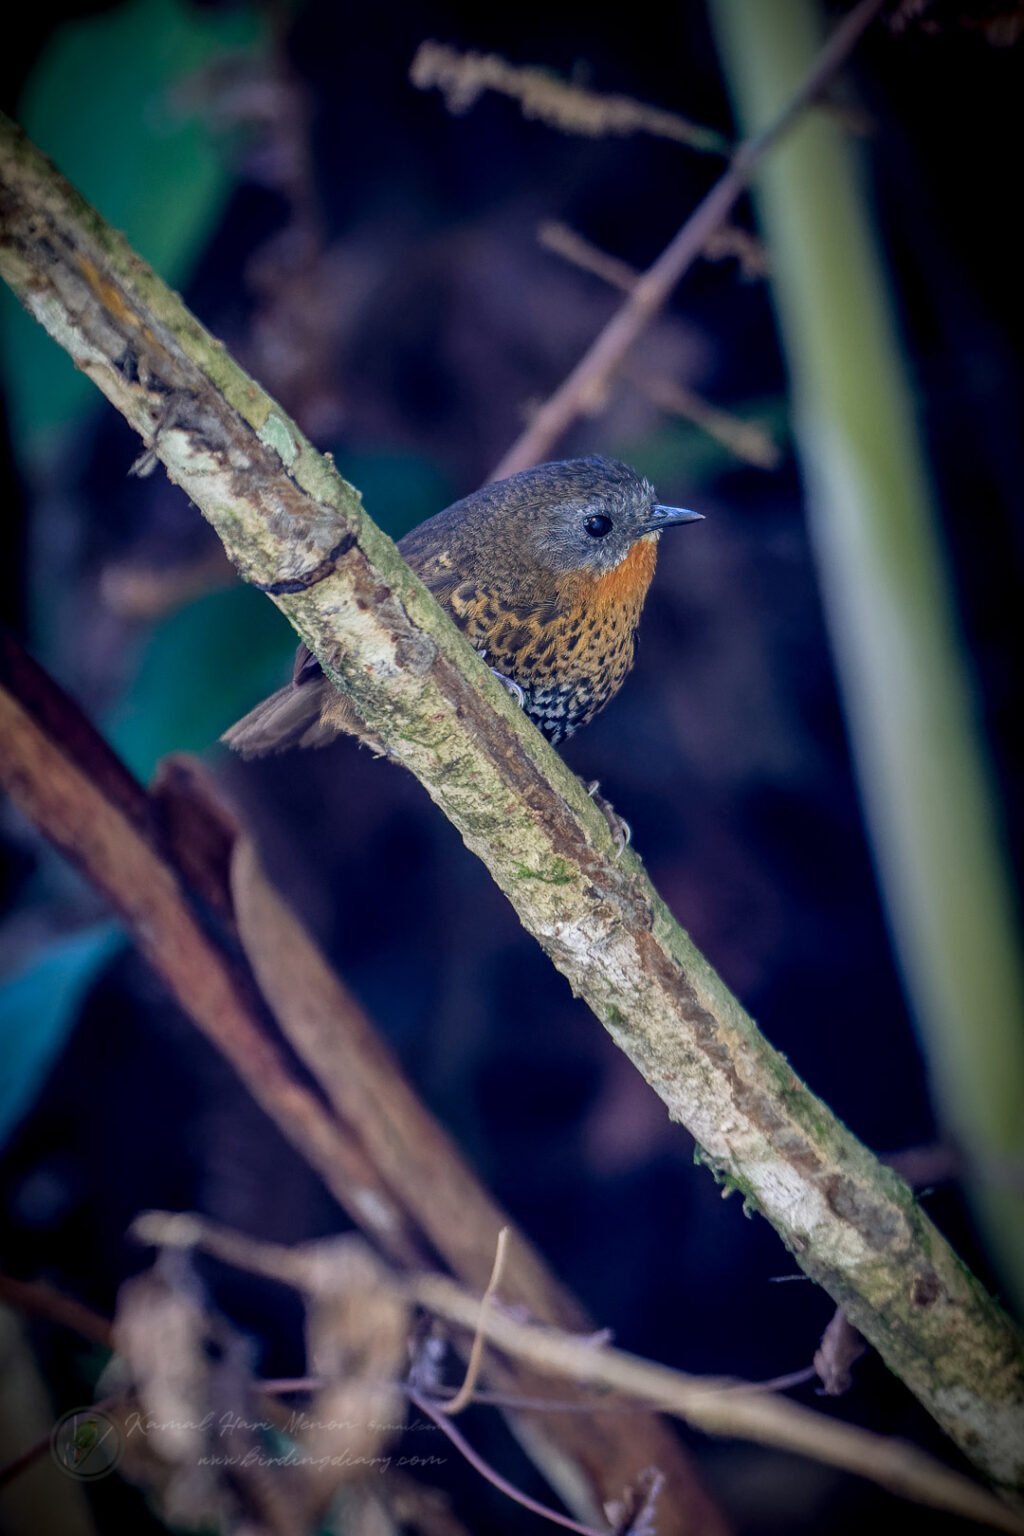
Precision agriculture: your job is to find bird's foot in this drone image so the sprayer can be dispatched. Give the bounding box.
[492,669,525,707]
[586,780,631,857]
[477,650,525,708]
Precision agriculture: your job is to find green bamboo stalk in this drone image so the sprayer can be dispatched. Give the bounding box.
[710,0,1024,1313]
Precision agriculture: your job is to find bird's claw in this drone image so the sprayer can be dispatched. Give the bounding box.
[478,650,526,708]
[586,780,631,857]
[494,670,526,707]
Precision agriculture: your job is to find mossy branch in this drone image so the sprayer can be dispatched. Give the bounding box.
[2,110,1024,1492]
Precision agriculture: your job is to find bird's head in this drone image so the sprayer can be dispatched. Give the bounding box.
[505,456,703,578]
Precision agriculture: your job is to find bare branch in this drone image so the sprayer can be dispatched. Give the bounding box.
[492,0,888,478]
[441,1226,510,1414]
[131,1213,1024,1536]
[536,221,778,467]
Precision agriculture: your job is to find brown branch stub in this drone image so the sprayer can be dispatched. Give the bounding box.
[814,1310,868,1397]
[3,91,1024,1495]
[701,222,769,280]
[0,1271,114,1351]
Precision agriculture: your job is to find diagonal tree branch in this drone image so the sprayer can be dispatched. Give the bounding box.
[2,107,1024,1492]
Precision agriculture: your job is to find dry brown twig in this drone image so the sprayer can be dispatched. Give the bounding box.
[631,373,780,469]
[0,635,725,1536]
[0,1270,115,1351]
[537,217,768,293]
[441,1226,510,1415]
[410,42,730,155]
[133,1211,1024,1536]
[536,221,779,468]
[492,0,890,478]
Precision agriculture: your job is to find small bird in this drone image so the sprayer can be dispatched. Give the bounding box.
[222,456,702,759]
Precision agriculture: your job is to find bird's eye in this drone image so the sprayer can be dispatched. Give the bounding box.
[584,513,613,538]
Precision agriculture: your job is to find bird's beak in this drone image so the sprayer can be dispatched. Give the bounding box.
[645,504,704,532]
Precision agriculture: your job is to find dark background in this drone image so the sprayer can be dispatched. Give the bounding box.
[1,1,1023,1531]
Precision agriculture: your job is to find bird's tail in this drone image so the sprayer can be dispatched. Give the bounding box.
[220,676,340,759]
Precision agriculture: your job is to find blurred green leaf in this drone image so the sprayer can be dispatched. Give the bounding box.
[104,452,450,780]
[0,924,123,1146]
[338,447,453,541]
[0,0,263,458]
[105,582,297,781]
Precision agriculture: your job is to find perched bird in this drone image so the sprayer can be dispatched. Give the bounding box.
[222,455,702,759]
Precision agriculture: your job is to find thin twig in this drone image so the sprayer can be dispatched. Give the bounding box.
[492,0,888,477]
[0,1271,114,1350]
[259,1376,327,1395]
[538,221,778,467]
[411,1269,1024,1536]
[629,372,780,469]
[130,1211,1024,1535]
[408,1389,607,1536]
[538,220,642,292]
[742,1366,818,1395]
[442,1226,509,1413]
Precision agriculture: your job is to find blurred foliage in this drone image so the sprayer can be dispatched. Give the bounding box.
[0,923,122,1145]
[105,583,295,781]
[103,448,452,783]
[0,0,264,459]
[338,446,455,543]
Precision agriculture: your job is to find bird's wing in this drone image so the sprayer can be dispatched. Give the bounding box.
[445,580,500,649]
[292,642,321,684]
[399,538,493,646]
